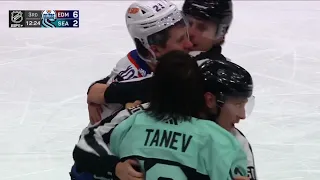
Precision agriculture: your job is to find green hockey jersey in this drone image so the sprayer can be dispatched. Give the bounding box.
[110,110,247,180]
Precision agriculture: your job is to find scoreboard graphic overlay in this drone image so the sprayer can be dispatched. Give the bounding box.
[9,10,79,28]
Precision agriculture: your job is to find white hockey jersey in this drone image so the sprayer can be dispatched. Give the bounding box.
[75,103,258,180]
[99,50,153,119]
[106,50,152,84]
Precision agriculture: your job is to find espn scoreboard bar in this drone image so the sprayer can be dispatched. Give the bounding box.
[9,10,79,28]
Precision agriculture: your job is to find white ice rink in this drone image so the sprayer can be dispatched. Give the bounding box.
[1,1,320,180]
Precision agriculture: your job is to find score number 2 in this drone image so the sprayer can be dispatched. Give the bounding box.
[73,20,78,27]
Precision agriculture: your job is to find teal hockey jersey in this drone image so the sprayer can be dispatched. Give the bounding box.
[110,110,247,180]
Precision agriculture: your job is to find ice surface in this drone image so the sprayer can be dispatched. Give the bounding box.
[0,1,320,180]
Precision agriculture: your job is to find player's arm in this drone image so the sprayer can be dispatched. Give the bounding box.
[201,143,247,179]
[103,75,152,104]
[109,112,139,156]
[87,55,147,105]
[109,110,145,180]
[87,83,109,104]
[73,104,147,177]
[86,76,111,123]
[200,129,247,179]
[233,128,258,180]
[86,63,122,105]
[88,74,152,106]
[72,108,130,178]
[229,147,248,179]
[87,76,111,95]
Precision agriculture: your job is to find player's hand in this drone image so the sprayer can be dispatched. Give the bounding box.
[87,83,108,104]
[234,176,250,180]
[125,100,142,109]
[115,159,144,180]
[88,102,102,124]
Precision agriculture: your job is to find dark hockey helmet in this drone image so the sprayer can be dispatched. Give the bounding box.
[182,0,233,38]
[199,59,253,102]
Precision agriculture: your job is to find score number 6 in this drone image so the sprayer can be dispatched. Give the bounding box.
[73,11,79,18]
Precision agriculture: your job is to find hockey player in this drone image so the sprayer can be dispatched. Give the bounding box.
[86,0,193,123]
[87,0,233,122]
[183,0,233,60]
[82,0,258,178]
[109,51,248,179]
[182,4,258,178]
[72,51,254,180]
[85,0,257,178]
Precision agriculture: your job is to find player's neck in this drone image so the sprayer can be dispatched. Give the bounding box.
[146,61,157,72]
[198,109,218,123]
[198,111,209,120]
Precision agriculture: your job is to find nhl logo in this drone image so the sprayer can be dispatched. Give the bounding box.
[11,10,23,23]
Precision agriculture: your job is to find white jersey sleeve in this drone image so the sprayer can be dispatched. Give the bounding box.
[106,56,138,84]
[99,50,152,119]
[231,128,258,180]
[76,103,149,155]
[73,103,150,178]
[106,50,151,85]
